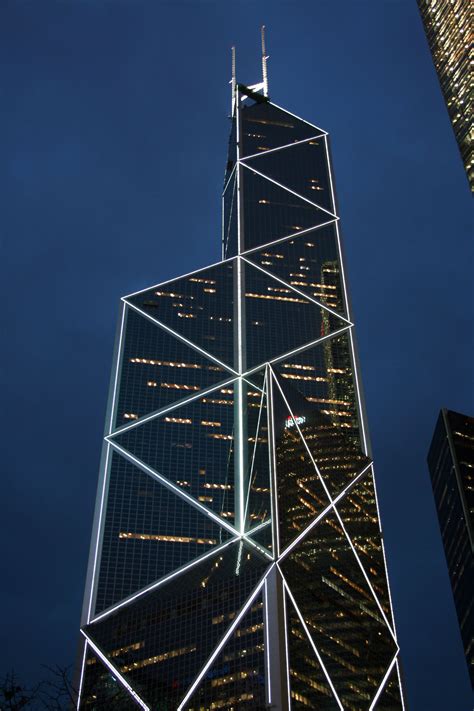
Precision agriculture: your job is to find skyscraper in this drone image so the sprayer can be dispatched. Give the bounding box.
[77,49,405,709]
[427,408,474,687]
[417,0,473,191]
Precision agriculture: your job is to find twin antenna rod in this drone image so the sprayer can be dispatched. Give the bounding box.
[231,25,269,110]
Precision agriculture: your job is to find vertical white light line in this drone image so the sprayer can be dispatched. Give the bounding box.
[395,657,406,711]
[281,570,292,710]
[348,326,368,454]
[108,301,126,435]
[267,366,280,558]
[368,652,398,710]
[76,640,88,709]
[86,443,111,623]
[263,577,272,706]
[244,372,266,524]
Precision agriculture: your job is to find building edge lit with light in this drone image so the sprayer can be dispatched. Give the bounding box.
[76,38,406,709]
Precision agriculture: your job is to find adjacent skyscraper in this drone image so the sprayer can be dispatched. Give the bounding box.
[77,52,405,709]
[417,0,473,191]
[428,408,474,687]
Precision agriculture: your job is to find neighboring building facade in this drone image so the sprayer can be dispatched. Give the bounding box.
[77,74,405,709]
[427,408,474,687]
[417,0,473,191]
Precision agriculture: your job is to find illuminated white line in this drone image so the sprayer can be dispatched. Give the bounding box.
[242,533,273,561]
[108,302,127,434]
[106,439,239,537]
[395,657,406,711]
[108,375,238,437]
[177,570,272,710]
[270,370,333,504]
[89,537,238,624]
[264,578,272,705]
[348,327,368,454]
[240,218,339,257]
[240,161,337,219]
[243,372,267,524]
[223,173,237,258]
[323,134,337,221]
[240,133,327,162]
[279,463,372,562]
[222,162,237,195]
[368,652,398,710]
[80,632,150,710]
[246,517,272,537]
[221,191,225,261]
[280,568,291,710]
[241,255,352,325]
[76,640,88,709]
[332,198,351,320]
[332,506,397,642]
[123,300,238,376]
[242,324,352,380]
[280,569,344,710]
[268,101,328,135]
[86,444,112,623]
[122,255,237,300]
[242,374,265,393]
[267,368,280,558]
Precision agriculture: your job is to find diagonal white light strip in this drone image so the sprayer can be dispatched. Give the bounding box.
[268,101,328,135]
[242,374,264,393]
[240,218,339,257]
[368,651,399,710]
[76,640,88,709]
[280,568,344,710]
[86,444,112,623]
[240,133,327,162]
[122,255,237,300]
[224,172,237,256]
[243,371,267,525]
[80,631,150,710]
[323,134,338,223]
[347,326,368,456]
[108,375,238,437]
[267,368,280,558]
[242,324,352,381]
[123,301,238,377]
[395,658,407,711]
[89,537,239,624]
[279,462,372,562]
[222,162,237,195]
[108,301,127,435]
[241,255,352,324]
[240,161,337,219]
[177,568,272,710]
[106,439,239,537]
[242,532,273,561]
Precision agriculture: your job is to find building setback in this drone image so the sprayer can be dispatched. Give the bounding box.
[428,409,474,688]
[417,0,473,191]
[77,61,405,709]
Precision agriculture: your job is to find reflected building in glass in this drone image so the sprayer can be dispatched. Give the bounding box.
[428,409,474,688]
[77,61,405,709]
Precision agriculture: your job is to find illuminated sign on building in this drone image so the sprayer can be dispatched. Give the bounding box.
[285,415,306,429]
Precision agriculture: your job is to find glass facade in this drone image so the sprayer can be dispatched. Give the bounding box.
[427,408,474,687]
[78,83,404,709]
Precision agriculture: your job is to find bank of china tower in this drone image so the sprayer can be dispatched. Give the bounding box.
[78,68,405,710]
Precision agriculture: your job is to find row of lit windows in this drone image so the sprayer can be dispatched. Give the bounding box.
[120,644,197,672]
[118,532,218,544]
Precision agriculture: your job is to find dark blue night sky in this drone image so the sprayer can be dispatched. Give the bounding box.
[2,1,473,709]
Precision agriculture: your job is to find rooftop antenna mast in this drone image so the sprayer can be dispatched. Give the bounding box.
[261,25,269,96]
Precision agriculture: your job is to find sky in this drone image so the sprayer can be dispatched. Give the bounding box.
[1,0,473,708]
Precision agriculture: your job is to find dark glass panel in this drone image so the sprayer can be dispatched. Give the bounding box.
[116,308,231,429]
[244,136,334,213]
[241,167,334,252]
[271,372,331,550]
[185,593,266,710]
[126,261,235,370]
[373,664,403,709]
[244,226,347,318]
[80,649,136,709]
[243,260,346,371]
[86,541,270,711]
[280,512,397,709]
[95,451,232,615]
[223,169,238,259]
[244,378,272,532]
[336,470,394,627]
[286,594,339,710]
[240,102,320,158]
[113,385,236,524]
[223,116,237,188]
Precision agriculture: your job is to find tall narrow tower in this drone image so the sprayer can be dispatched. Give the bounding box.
[77,49,405,710]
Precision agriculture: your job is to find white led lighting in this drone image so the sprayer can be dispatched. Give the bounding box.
[240,133,327,162]
[240,218,339,257]
[368,652,399,710]
[268,101,328,135]
[76,640,88,709]
[108,302,127,435]
[243,372,267,524]
[263,577,272,705]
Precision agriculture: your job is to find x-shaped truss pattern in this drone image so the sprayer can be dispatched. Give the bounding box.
[78,96,404,710]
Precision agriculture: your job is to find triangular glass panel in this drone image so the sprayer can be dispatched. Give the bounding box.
[240,101,322,158]
[285,593,340,710]
[244,136,334,213]
[94,450,233,615]
[246,522,273,555]
[184,592,266,710]
[335,469,394,628]
[243,226,347,318]
[223,115,237,189]
[125,260,235,370]
[270,372,332,550]
[113,384,237,525]
[372,662,403,709]
[86,540,270,711]
[241,166,335,252]
[243,378,272,532]
[243,260,347,370]
[223,168,238,259]
[115,307,233,429]
[80,647,139,710]
[280,511,397,708]
[273,335,371,498]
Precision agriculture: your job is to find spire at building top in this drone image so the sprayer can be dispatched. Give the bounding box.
[230,26,270,113]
